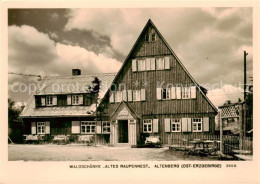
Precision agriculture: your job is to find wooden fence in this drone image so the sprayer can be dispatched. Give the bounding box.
[170,134,253,155]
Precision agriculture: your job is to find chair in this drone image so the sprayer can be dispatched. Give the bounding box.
[53,135,69,144]
[78,135,94,145]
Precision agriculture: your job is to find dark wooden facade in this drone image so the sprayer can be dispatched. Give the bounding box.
[20,19,217,146]
[102,19,217,145]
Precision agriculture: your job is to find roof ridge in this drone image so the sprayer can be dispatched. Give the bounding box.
[43,73,117,80]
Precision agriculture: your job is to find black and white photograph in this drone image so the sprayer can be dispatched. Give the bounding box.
[1,2,259,184]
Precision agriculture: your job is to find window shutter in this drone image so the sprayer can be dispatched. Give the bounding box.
[187,118,192,132]
[150,58,155,70]
[52,96,57,105]
[122,90,127,101]
[164,118,171,132]
[142,59,146,71]
[156,88,162,100]
[45,121,50,134]
[203,117,210,132]
[181,118,188,132]
[67,95,71,105]
[109,92,114,103]
[41,97,45,106]
[136,90,141,101]
[31,122,36,134]
[157,58,164,70]
[71,121,80,134]
[176,87,181,99]
[171,87,176,99]
[138,60,142,71]
[96,121,101,134]
[79,94,83,105]
[191,86,196,99]
[146,58,151,70]
[162,58,165,69]
[165,56,170,69]
[115,91,121,103]
[141,89,146,101]
[132,59,137,72]
[119,91,123,101]
[127,90,132,101]
[153,119,159,133]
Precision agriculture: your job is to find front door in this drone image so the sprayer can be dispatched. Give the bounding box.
[118,120,128,143]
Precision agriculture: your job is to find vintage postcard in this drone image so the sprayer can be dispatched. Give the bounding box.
[1,1,259,184]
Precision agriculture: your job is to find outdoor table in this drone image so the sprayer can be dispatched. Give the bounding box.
[53,135,70,144]
[234,154,253,161]
[188,140,214,155]
[233,150,251,155]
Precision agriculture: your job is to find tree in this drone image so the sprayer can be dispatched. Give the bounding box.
[8,98,24,143]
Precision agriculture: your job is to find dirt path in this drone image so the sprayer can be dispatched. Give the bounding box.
[8,144,220,161]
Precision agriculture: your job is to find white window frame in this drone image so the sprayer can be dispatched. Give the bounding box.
[46,96,53,106]
[81,121,96,134]
[182,87,191,99]
[143,119,153,133]
[72,95,80,105]
[162,88,171,100]
[102,121,110,133]
[151,33,156,42]
[192,118,202,132]
[171,119,181,132]
[37,122,45,134]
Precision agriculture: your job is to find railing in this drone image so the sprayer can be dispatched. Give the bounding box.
[170,134,253,155]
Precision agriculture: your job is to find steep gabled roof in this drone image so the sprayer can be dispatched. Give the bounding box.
[35,73,116,95]
[20,73,116,118]
[101,19,217,113]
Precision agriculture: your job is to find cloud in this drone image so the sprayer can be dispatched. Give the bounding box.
[8,25,122,102]
[64,8,252,86]
[8,8,252,105]
[207,84,243,107]
[55,43,122,73]
[9,25,122,75]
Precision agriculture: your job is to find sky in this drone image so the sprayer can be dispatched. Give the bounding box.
[8,8,253,108]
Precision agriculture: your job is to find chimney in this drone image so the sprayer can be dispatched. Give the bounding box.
[72,69,81,76]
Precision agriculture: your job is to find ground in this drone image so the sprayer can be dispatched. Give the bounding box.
[8,144,220,161]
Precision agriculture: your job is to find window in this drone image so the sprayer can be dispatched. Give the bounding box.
[156,58,164,70]
[182,87,190,99]
[81,122,96,134]
[143,119,152,133]
[151,33,156,41]
[192,118,202,132]
[133,90,141,101]
[72,95,79,105]
[37,122,45,134]
[102,121,110,133]
[145,34,149,42]
[46,96,53,106]
[162,88,171,100]
[171,119,181,132]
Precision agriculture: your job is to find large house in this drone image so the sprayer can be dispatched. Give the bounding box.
[20,19,218,146]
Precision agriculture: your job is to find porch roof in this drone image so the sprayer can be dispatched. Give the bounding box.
[109,101,141,119]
